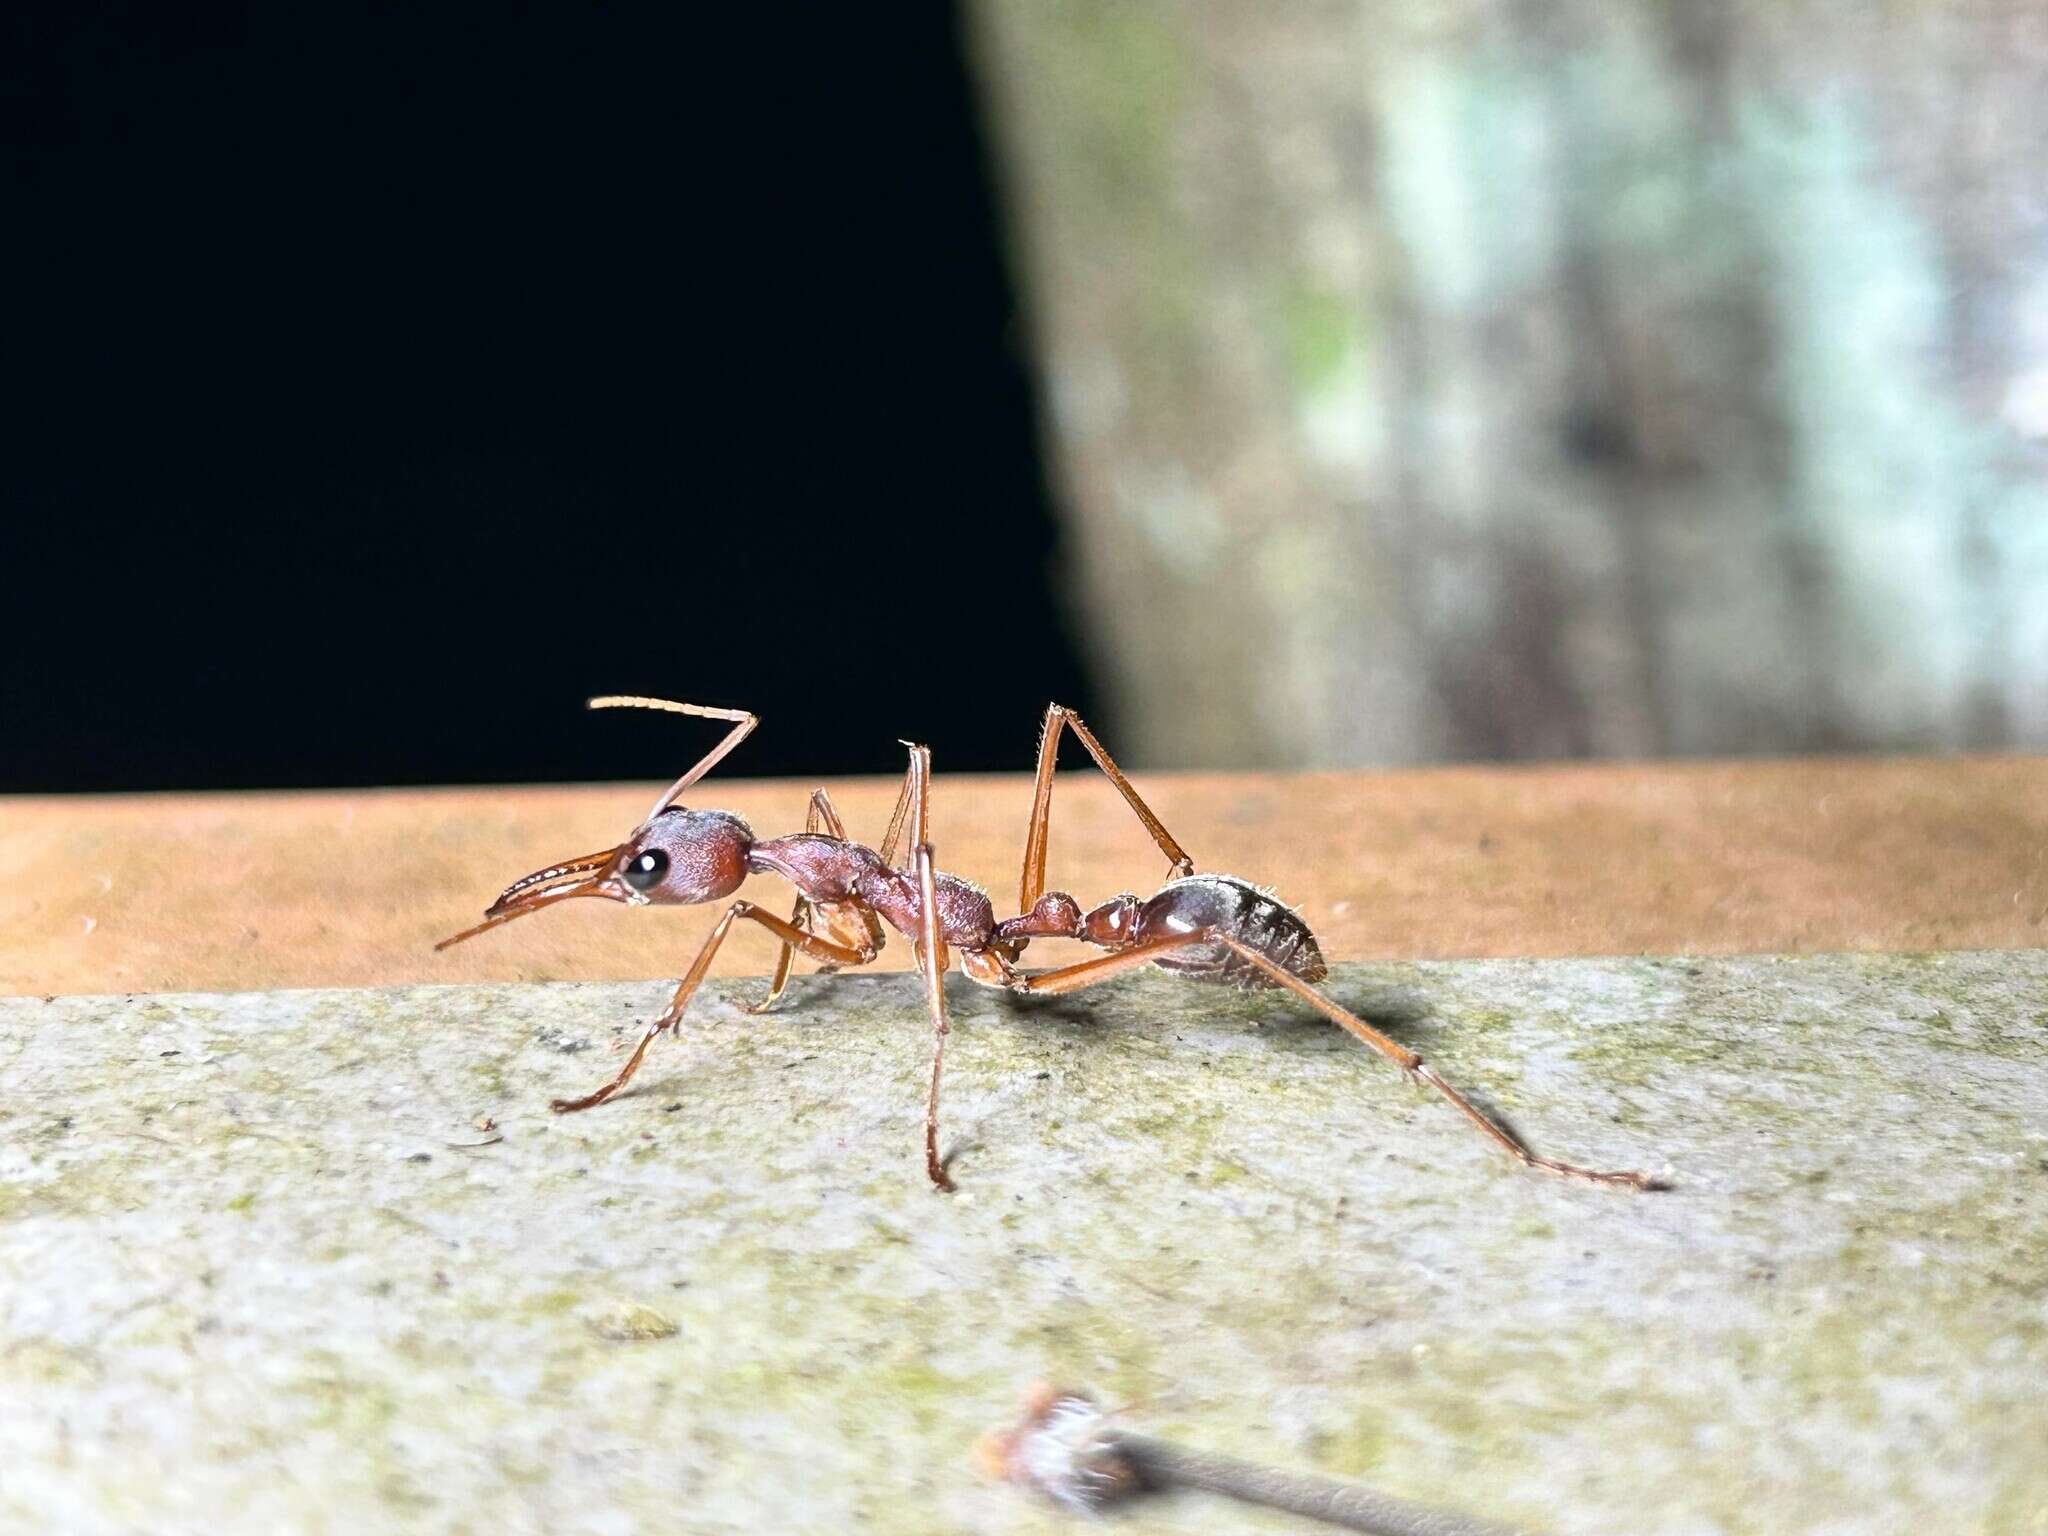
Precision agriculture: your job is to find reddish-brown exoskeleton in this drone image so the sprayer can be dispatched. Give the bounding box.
[439,697,1663,1192]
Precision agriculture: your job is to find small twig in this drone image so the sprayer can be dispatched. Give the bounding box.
[977,1384,1531,1536]
[1115,1431,1527,1536]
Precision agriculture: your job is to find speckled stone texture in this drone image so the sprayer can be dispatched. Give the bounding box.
[3,955,2044,1535]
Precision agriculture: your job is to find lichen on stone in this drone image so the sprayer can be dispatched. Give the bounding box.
[3,953,2044,1532]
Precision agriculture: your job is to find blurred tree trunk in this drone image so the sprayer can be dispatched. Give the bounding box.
[967,1,2048,768]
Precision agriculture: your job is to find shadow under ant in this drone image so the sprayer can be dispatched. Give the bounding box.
[997,971,1438,1050]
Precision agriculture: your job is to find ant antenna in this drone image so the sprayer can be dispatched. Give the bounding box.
[588,695,760,820]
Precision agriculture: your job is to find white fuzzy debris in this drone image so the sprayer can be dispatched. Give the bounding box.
[1014,1394,1132,1514]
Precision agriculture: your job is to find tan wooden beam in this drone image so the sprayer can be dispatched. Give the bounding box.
[5,755,2044,996]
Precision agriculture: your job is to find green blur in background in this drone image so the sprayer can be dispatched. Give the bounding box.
[970,1,2048,768]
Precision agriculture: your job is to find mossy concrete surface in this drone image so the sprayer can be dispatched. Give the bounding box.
[3,954,2045,1535]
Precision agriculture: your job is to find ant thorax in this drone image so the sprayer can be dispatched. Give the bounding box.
[748,832,879,904]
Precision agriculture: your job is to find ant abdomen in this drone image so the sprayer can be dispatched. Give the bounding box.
[1134,875,1327,989]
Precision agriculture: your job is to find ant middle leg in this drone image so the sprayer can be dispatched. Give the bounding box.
[898,743,961,1192]
[1006,931,1665,1191]
[913,841,956,1193]
[880,741,967,1191]
[1018,703,1194,913]
[551,901,877,1114]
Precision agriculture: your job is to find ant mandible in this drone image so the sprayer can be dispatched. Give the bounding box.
[438,697,1665,1193]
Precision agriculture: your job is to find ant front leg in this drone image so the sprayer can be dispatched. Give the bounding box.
[747,788,885,1014]
[1009,931,1665,1191]
[551,901,875,1114]
[1018,703,1194,913]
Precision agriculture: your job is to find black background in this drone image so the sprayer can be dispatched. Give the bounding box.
[4,2,1094,793]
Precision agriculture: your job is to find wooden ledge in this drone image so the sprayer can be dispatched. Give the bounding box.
[3,754,2044,996]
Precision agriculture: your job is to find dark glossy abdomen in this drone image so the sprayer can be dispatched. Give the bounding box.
[1131,875,1327,989]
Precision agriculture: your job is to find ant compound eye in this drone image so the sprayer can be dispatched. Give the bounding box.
[623,849,669,892]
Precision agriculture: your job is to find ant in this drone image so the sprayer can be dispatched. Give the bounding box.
[439,697,1664,1193]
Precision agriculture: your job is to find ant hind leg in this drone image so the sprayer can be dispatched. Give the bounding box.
[1008,929,1665,1191]
[1018,703,1195,912]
